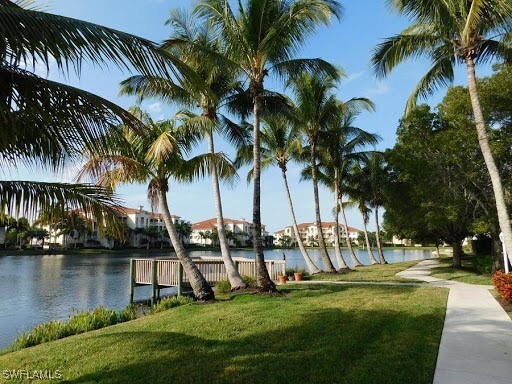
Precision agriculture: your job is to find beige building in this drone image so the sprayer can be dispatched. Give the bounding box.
[47,206,183,248]
[190,218,269,247]
[273,222,360,247]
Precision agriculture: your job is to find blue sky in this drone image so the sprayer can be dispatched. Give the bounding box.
[9,0,493,233]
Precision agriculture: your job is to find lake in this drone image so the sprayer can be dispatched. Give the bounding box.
[0,248,433,348]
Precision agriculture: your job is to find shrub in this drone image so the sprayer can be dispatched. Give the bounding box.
[285,268,296,276]
[241,275,257,288]
[215,280,232,294]
[216,275,257,293]
[472,255,493,275]
[151,296,193,314]
[13,321,69,349]
[492,271,512,303]
[118,304,138,322]
[67,307,118,334]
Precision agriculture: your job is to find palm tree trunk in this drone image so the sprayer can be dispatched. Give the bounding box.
[374,206,387,264]
[158,189,215,301]
[208,132,246,290]
[310,140,336,272]
[252,90,276,291]
[339,197,363,266]
[452,240,463,268]
[280,166,321,274]
[333,169,349,271]
[362,215,378,265]
[466,57,512,262]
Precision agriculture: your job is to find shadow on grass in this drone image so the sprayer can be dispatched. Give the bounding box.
[65,292,443,384]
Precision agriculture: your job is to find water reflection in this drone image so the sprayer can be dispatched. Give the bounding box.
[0,248,432,348]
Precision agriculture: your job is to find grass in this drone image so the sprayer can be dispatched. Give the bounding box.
[430,257,492,285]
[309,260,422,283]
[0,284,447,384]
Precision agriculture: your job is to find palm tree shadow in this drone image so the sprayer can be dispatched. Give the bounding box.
[68,299,442,384]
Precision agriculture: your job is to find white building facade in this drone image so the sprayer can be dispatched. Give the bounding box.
[273,222,360,247]
[190,218,270,247]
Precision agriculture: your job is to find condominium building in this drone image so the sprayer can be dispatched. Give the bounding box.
[47,206,183,248]
[190,218,269,247]
[273,222,360,247]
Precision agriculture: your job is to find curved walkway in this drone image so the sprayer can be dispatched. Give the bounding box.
[398,259,512,384]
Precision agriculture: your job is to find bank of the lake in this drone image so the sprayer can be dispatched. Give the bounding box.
[0,283,448,384]
[0,248,436,348]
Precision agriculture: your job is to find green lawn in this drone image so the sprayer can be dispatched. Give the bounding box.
[309,260,422,283]
[430,257,492,285]
[0,285,447,384]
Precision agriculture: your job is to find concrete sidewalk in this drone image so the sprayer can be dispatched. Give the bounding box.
[398,260,512,384]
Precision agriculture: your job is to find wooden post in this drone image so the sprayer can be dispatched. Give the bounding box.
[129,259,135,304]
[151,259,158,306]
[177,262,183,297]
[234,261,239,273]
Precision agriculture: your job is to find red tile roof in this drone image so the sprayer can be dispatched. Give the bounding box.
[192,218,251,231]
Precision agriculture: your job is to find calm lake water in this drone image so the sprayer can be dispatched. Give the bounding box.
[0,248,433,348]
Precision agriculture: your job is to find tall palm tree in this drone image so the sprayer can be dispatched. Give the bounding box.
[363,152,388,264]
[236,115,322,274]
[80,108,235,300]
[347,163,379,265]
[289,72,339,272]
[0,0,194,225]
[372,0,512,258]
[195,0,342,290]
[121,10,249,290]
[316,111,379,269]
[290,72,375,272]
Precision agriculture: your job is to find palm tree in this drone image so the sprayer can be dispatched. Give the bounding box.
[347,163,379,265]
[363,152,388,264]
[195,0,342,290]
[372,0,512,259]
[289,72,339,272]
[121,10,249,290]
[80,108,235,300]
[237,115,322,274]
[290,72,375,272]
[0,1,193,223]
[316,111,379,269]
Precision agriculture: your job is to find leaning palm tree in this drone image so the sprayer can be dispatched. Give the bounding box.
[347,163,379,265]
[79,108,235,300]
[289,72,340,272]
[0,0,194,224]
[195,0,342,290]
[363,152,389,264]
[372,0,512,258]
[316,111,380,269]
[121,10,249,290]
[236,115,322,274]
[290,72,375,272]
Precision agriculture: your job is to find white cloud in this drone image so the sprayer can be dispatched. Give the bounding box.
[148,102,162,114]
[345,70,365,84]
[364,82,391,97]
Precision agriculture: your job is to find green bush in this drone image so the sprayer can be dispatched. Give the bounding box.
[285,268,296,276]
[241,275,257,288]
[472,255,493,275]
[67,307,118,334]
[118,304,138,322]
[9,305,139,351]
[151,296,193,314]
[216,275,257,293]
[215,280,232,294]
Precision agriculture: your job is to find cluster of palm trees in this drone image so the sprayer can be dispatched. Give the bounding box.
[2,0,512,300]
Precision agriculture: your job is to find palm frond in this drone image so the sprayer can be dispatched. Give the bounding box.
[0,180,121,229]
[0,66,142,168]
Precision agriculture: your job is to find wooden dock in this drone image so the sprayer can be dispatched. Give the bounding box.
[129,257,286,304]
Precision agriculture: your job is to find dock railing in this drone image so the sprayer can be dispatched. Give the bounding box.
[130,257,286,304]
